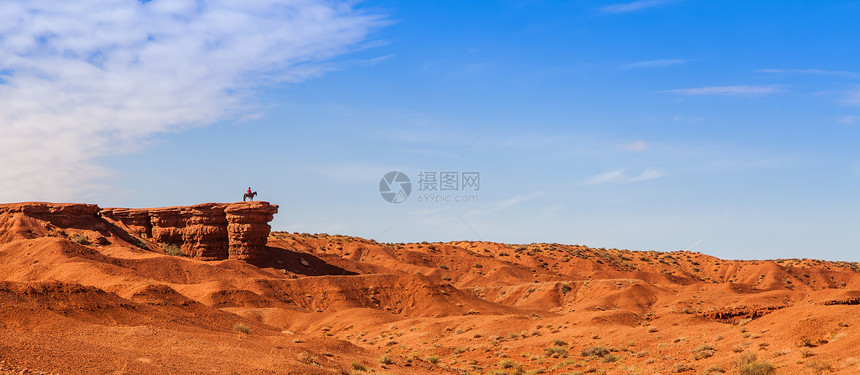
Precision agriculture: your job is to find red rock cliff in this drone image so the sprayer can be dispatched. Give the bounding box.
[9,202,278,261]
[225,201,279,261]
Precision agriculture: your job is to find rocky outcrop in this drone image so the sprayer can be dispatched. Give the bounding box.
[225,201,279,261]
[100,208,152,238]
[0,202,100,228]
[1,202,278,262]
[106,202,278,261]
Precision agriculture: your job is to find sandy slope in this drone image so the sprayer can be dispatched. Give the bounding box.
[1,209,859,374]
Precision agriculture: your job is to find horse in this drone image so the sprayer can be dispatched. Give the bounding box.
[243,191,257,201]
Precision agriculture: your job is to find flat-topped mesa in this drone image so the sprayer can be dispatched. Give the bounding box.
[140,202,276,260]
[225,201,279,261]
[1,201,278,261]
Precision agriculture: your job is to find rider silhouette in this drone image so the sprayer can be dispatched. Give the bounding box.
[247,187,251,196]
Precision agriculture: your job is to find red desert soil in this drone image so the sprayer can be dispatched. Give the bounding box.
[1,202,859,374]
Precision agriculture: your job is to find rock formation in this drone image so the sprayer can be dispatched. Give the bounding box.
[225,201,279,261]
[100,208,152,238]
[3,202,278,262]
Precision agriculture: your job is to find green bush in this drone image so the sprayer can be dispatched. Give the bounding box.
[378,354,393,365]
[545,346,568,358]
[692,344,716,360]
[581,346,609,358]
[425,355,440,365]
[233,323,250,334]
[162,243,183,256]
[739,361,775,375]
[351,361,367,371]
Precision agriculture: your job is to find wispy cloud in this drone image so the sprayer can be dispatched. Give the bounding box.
[837,115,860,124]
[581,168,666,186]
[620,140,648,151]
[600,0,680,14]
[468,191,545,216]
[0,1,385,201]
[758,69,860,79]
[664,86,780,97]
[621,59,688,69]
[846,90,860,106]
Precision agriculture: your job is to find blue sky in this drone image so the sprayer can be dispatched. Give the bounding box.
[1,1,859,260]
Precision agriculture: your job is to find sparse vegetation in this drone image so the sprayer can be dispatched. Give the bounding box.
[72,234,90,245]
[351,361,367,371]
[233,323,250,334]
[425,355,440,365]
[544,346,568,358]
[162,243,183,256]
[692,344,716,360]
[581,346,609,358]
[378,354,393,365]
[736,352,775,375]
[560,283,572,294]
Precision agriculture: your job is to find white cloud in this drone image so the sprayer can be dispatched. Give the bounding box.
[468,190,544,216]
[621,59,687,69]
[846,90,860,106]
[0,0,385,201]
[620,140,648,151]
[600,0,679,14]
[664,85,780,97]
[837,115,860,124]
[581,167,665,185]
[758,69,860,79]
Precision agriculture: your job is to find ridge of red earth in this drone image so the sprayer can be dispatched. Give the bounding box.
[1,202,859,374]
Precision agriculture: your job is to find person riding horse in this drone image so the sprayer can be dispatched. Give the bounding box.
[244,187,257,201]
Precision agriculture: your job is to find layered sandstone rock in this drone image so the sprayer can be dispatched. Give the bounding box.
[182,203,230,260]
[100,208,152,238]
[106,202,276,261]
[0,202,101,228]
[0,202,104,243]
[1,202,278,261]
[225,201,279,261]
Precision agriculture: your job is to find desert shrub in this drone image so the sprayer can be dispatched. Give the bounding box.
[581,346,609,358]
[378,354,393,365]
[560,283,572,294]
[453,346,470,355]
[648,326,659,333]
[703,365,726,374]
[601,353,618,363]
[297,351,317,365]
[544,346,568,358]
[162,243,183,256]
[738,361,775,375]
[72,234,90,245]
[806,360,832,373]
[736,352,775,375]
[552,338,568,346]
[132,237,148,249]
[442,275,452,281]
[233,323,250,334]
[499,360,517,368]
[692,344,716,360]
[425,355,440,365]
[351,361,367,371]
[673,362,693,372]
